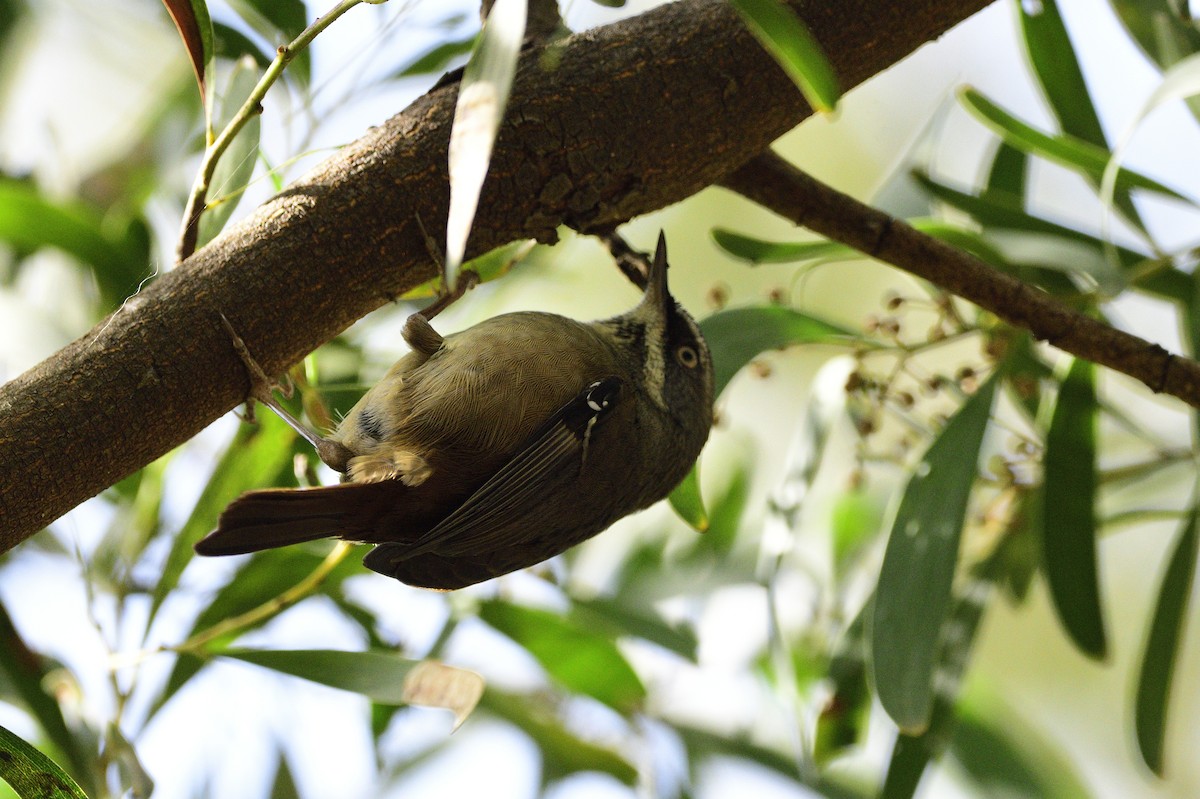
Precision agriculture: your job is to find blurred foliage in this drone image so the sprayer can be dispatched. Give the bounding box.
[3,1,1200,798]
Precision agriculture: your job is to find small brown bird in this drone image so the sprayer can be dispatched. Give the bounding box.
[196,234,714,589]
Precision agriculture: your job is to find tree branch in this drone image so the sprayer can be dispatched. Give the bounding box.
[719,152,1200,406]
[0,0,994,550]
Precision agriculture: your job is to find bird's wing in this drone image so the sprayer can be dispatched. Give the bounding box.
[362,376,622,570]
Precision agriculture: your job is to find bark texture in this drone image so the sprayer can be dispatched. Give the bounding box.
[0,0,994,548]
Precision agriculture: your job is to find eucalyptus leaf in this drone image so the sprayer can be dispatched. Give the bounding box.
[162,0,214,105]
[227,0,310,83]
[478,601,646,713]
[1039,357,1106,660]
[728,0,839,113]
[699,306,860,398]
[221,648,423,705]
[480,690,637,785]
[0,724,88,799]
[150,411,299,624]
[0,180,150,309]
[444,0,526,290]
[1135,507,1199,775]
[872,370,1000,733]
[198,55,262,247]
[1018,0,1145,231]
[959,87,1189,202]
[711,228,855,263]
[668,464,708,532]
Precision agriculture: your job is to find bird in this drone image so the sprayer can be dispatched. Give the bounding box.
[196,233,714,590]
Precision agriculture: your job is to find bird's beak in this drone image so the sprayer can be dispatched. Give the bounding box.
[641,230,672,315]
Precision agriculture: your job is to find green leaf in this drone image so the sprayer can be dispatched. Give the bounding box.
[668,464,708,532]
[952,686,1091,799]
[227,0,310,83]
[1018,0,1145,231]
[699,306,860,398]
[198,55,263,246]
[711,228,855,263]
[567,597,698,661]
[912,171,1192,301]
[982,141,1028,202]
[393,34,477,78]
[1135,508,1199,775]
[221,649,420,704]
[161,0,214,104]
[148,546,362,719]
[686,459,751,559]
[480,690,637,785]
[268,751,300,799]
[399,240,534,300]
[1100,53,1200,212]
[0,604,95,797]
[1039,357,1107,660]
[958,87,1189,202]
[0,180,149,309]
[150,411,298,624]
[0,724,89,799]
[728,0,840,113]
[872,370,1000,733]
[675,723,863,798]
[212,21,273,68]
[478,601,646,713]
[1110,0,1200,74]
[444,0,526,290]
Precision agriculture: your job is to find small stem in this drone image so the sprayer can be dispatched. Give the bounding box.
[176,0,372,261]
[173,542,353,655]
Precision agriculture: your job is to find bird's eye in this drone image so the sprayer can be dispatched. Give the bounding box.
[676,344,699,368]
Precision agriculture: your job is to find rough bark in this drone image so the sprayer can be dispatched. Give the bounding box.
[0,0,994,549]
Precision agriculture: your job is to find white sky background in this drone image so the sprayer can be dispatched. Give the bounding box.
[2,0,1200,797]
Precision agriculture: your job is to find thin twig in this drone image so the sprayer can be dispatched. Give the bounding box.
[720,151,1200,410]
[176,0,374,261]
[172,542,353,655]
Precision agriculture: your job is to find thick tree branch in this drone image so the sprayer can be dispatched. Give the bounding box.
[0,0,993,549]
[720,152,1200,404]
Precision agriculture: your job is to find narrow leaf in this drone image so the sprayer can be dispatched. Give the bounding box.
[212,21,273,68]
[0,180,149,308]
[150,411,298,623]
[567,597,698,661]
[198,56,263,247]
[1040,357,1106,659]
[1018,0,1145,230]
[711,228,855,263]
[478,601,646,713]
[148,547,362,719]
[480,690,637,785]
[227,0,310,83]
[668,464,708,532]
[0,724,89,799]
[393,34,478,78]
[729,0,840,113]
[162,0,213,104]
[444,0,526,290]
[0,605,93,795]
[959,87,1189,201]
[872,370,1000,733]
[1135,508,1199,775]
[699,306,860,398]
[1101,53,1200,214]
[222,649,421,705]
[953,686,1091,799]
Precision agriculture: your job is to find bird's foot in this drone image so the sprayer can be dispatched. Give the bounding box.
[218,312,353,473]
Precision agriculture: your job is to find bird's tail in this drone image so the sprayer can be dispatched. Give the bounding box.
[195,485,358,556]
